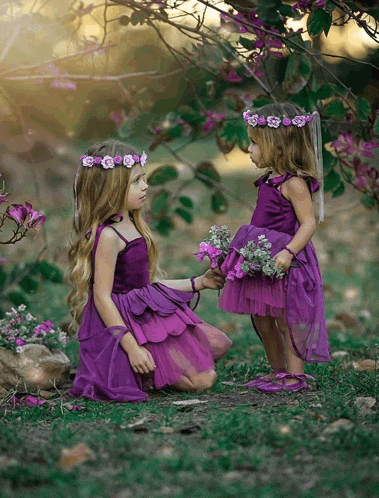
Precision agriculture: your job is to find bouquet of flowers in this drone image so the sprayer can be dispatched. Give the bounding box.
[227,235,295,281]
[0,304,69,353]
[194,225,233,268]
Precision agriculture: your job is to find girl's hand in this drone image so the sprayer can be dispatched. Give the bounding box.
[272,249,293,271]
[201,268,226,290]
[128,345,156,374]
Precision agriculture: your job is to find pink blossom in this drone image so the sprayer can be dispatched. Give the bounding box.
[225,69,243,83]
[267,116,281,128]
[101,156,115,169]
[292,116,307,127]
[71,404,83,411]
[140,151,148,167]
[257,117,266,126]
[132,154,140,163]
[82,156,94,167]
[15,338,25,346]
[282,117,292,127]
[227,271,236,281]
[25,395,45,406]
[94,157,102,165]
[123,155,135,168]
[113,156,122,165]
[7,202,45,230]
[331,132,379,158]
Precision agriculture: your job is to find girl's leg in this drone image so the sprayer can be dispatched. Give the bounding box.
[196,323,232,362]
[276,316,304,385]
[172,369,217,392]
[253,314,286,378]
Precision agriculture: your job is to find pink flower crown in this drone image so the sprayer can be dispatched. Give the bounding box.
[80,151,148,169]
[243,110,314,128]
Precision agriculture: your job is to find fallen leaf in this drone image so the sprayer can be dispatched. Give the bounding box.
[221,381,236,386]
[123,416,149,429]
[223,471,242,481]
[313,413,327,421]
[155,426,175,434]
[355,397,376,415]
[180,423,201,434]
[353,359,377,372]
[292,415,303,421]
[172,399,208,406]
[39,390,55,399]
[24,395,45,406]
[132,425,149,432]
[319,418,354,440]
[56,443,95,471]
[331,351,349,359]
[239,391,249,395]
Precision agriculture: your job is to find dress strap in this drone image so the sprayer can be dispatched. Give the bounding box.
[107,226,129,244]
[254,171,271,188]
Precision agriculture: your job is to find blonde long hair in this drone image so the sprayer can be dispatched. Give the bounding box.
[67,140,158,328]
[249,102,318,181]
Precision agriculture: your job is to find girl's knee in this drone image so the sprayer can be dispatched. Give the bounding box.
[192,369,217,391]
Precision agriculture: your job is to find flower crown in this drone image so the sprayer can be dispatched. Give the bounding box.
[243,110,314,128]
[80,151,148,169]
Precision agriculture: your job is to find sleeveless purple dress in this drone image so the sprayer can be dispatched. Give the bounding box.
[218,171,330,363]
[69,218,232,403]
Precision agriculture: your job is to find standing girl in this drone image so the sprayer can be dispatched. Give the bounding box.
[218,102,330,393]
[67,140,232,403]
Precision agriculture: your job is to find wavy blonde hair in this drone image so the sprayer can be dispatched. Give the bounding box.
[249,102,318,182]
[67,140,159,329]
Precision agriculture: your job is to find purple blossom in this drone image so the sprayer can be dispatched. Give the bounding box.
[6,202,45,230]
[113,156,122,165]
[15,338,25,346]
[225,69,243,83]
[257,117,266,126]
[331,132,379,158]
[140,151,148,167]
[101,156,115,169]
[227,271,236,281]
[0,194,8,204]
[247,114,259,127]
[94,157,102,164]
[24,395,45,406]
[123,155,135,168]
[292,115,307,127]
[82,156,94,167]
[267,116,281,128]
[282,117,292,127]
[132,154,140,163]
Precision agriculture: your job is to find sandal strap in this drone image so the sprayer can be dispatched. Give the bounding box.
[276,372,315,381]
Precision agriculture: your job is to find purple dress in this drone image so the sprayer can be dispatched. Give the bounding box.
[69,218,232,403]
[218,171,330,363]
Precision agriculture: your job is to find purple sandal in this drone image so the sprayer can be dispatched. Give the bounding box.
[256,372,315,393]
[245,368,287,388]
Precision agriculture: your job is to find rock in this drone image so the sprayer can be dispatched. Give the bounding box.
[352,359,377,372]
[0,345,71,390]
[326,319,346,333]
[319,418,354,440]
[355,397,376,415]
[335,311,363,331]
[331,350,349,359]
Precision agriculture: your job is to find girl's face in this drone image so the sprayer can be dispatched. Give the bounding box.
[248,136,261,167]
[125,164,148,210]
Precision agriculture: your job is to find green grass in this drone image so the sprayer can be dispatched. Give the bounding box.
[1,169,379,497]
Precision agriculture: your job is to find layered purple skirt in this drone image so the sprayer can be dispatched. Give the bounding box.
[218,225,330,363]
[69,283,231,403]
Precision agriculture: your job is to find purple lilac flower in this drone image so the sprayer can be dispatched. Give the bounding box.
[101,156,115,169]
[123,155,135,168]
[15,338,25,346]
[267,116,281,128]
[292,116,307,127]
